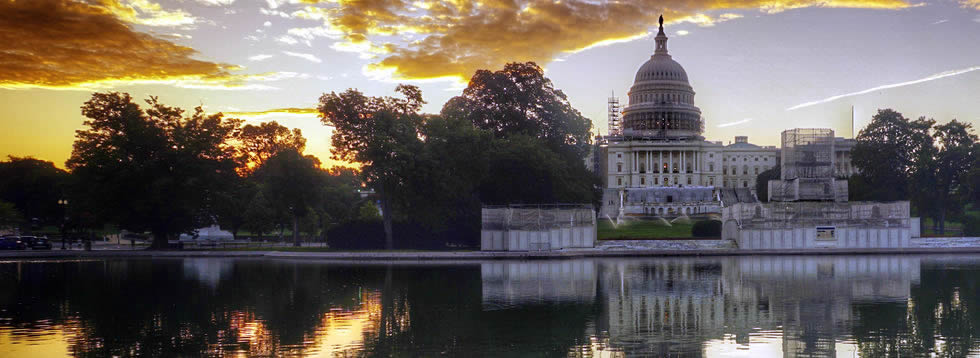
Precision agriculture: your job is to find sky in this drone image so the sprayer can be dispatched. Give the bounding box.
[1,0,978,168]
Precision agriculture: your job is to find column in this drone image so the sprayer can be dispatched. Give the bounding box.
[659,151,663,174]
[669,151,673,173]
[681,151,686,174]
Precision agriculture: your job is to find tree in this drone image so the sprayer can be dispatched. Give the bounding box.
[67,92,240,249]
[755,165,780,202]
[0,200,22,231]
[254,148,323,247]
[927,120,977,234]
[480,135,596,205]
[0,156,68,231]
[235,121,306,172]
[851,109,933,202]
[441,62,593,159]
[214,121,308,240]
[318,85,425,250]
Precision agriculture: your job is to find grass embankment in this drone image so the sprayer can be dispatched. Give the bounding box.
[597,219,696,240]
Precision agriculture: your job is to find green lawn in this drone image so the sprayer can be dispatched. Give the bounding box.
[597,219,696,240]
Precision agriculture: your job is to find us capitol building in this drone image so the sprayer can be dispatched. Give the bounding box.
[595,16,855,218]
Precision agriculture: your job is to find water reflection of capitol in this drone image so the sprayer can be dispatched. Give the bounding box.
[481,256,920,356]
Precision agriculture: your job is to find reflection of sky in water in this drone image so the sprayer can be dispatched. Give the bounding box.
[0,256,977,357]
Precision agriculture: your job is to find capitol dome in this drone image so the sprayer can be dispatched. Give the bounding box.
[633,56,688,83]
[622,16,703,139]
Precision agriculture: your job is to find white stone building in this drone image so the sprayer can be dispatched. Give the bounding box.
[598,17,779,217]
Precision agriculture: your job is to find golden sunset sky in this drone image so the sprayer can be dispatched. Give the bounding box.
[1,0,978,167]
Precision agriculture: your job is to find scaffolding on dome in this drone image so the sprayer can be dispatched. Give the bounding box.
[607,96,622,136]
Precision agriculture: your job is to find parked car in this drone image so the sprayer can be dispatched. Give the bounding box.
[18,236,36,246]
[31,237,53,250]
[0,237,26,250]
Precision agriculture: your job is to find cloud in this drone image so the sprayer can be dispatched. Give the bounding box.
[283,51,323,63]
[0,0,284,90]
[676,30,690,36]
[786,66,980,111]
[717,118,754,127]
[931,19,949,25]
[288,0,911,82]
[95,0,197,27]
[249,54,275,61]
[195,0,236,5]
[961,0,980,9]
[224,107,319,120]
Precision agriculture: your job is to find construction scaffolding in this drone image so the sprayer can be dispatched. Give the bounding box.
[481,205,595,231]
[770,129,846,202]
[781,128,836,179]
[725,201,910,230]
[608,95,622,136]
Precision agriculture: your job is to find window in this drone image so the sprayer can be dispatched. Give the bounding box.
[709,153,713,158]
[617,153,622,158]
[743,166,748,175]
[743,181,748,187]
[743,158,748,161]
[687,177,692,185]
[709,163,714,172]
[709,177,714,186]
[617,177,622,186]
[617,163,622,172]
[640,177,645,185]
[755,157,759,161]
[754,167,759,175]
[764,157,768,161]
[655,177,659,185]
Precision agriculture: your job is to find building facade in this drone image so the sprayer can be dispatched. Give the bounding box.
[598,17,781,217]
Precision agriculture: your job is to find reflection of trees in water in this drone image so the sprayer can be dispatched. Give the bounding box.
[852,261,980,357]
[0,259,384,356]
[0,260,598,357]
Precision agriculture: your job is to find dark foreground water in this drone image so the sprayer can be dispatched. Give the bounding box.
[0,255,978,357]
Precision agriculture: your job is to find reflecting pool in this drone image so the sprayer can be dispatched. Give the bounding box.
[0,255,978,357]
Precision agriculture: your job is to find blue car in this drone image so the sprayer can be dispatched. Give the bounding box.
[0,237,26,250]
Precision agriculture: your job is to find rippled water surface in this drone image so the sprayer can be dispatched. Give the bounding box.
[0,255,978,357]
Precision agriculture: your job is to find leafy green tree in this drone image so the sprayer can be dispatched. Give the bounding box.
[851,109,933,202]
[441,62,593,159]
[404,116,492,230]
[927,120,977,234]
[318,85,425,250]
[241,190,276,239]
[214,121,308,240]
[0,156,68,230]
[67,92,240,249]
[234,121,306,172]
[755,165,780,202]
[254,148,323,247]
[0,200,22,231]
[480,135,596,205]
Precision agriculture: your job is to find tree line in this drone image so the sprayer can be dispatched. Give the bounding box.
[0,62,599,249]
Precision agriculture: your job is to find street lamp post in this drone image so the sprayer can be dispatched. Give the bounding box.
[58,199,68,250]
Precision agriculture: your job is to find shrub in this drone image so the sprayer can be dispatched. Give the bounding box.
[325,219,479,250]
[691,220,722,238]
[963,214,980,237]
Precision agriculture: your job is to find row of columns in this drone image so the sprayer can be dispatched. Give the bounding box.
[630,150,702,174]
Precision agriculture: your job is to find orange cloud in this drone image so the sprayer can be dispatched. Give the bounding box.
[0,0,271,90]
[225,107,319,120]
[289,0,912,81]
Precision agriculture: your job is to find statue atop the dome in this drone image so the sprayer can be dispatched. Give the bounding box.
[659,14,663,27]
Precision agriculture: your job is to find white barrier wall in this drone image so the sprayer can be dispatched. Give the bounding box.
[737,227,911,250]
[481,226,595,251]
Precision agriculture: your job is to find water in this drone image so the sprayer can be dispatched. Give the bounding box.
[0,255,977,357]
